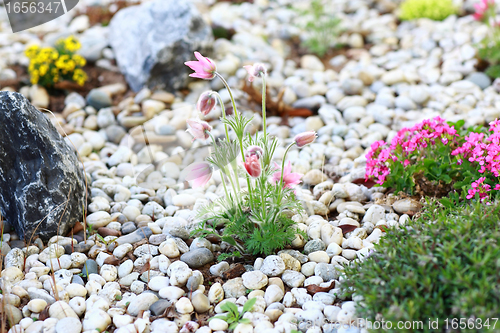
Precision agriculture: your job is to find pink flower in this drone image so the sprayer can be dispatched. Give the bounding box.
[243,63,267,82]
[185,52,217,80]
[197,91,217,116]
[245,145,263,159]
[184,162,212,188]
[271,161,303,189]
[186,119,212,141]
[294,131,317,148]
[466,177,491,202]
[244,155,262,178]
[474,0,495,21]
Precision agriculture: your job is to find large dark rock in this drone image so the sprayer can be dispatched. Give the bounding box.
[108,0,213,92]
[0,92,86,242]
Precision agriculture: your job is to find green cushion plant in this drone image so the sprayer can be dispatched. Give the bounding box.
[341,199,500,332]
[399,0,457,21]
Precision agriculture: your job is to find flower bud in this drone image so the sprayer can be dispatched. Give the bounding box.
[294,131,317,147]
[184,162,212,188]
[244,155,262,178]
[186,119,212,141]
[197,91,217,116]
[243,63,267,82]
[245,145,263,159]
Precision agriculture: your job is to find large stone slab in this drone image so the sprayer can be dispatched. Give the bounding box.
[109,0,213,92]
[0,92,86,242]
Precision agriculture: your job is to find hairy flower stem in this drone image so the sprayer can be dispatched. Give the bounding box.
[208,132,231,201]
[215,72,255,211]
[261,74,267,143]
[215,72,239,118]
[213,92,230,141]
[277,143,296,206]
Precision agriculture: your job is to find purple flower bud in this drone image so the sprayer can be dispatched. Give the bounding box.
[197,91,217,116]
[294,131,317,147]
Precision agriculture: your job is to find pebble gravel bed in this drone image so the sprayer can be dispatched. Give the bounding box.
[0,0,493,332]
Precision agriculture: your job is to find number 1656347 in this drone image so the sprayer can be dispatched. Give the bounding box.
[5,1,62,14]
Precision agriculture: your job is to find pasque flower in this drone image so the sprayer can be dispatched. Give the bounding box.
[243,63,267,82]
[245,145,263,158]
[184,162,212,188]
[185,52,217,80]
[244,155,262,178]
[186,119,212,141]
[294,131,317,147]
[271,161,303,189]
[197,91,217,116]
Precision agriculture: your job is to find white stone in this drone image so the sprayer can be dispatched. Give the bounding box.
[260,255,285,277]
[209,318,229,331]
[49,301,78,319]
[159,286,185,301]
[82,309,111,332]
[264,284,284,305]
[55,317,82,333]
[175,297,194,314]
[159,239,180,258]
[86,211,112,229]
[242,271,268,290]
[208,282,224,304]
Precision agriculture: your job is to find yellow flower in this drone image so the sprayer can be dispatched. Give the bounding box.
[63,36,81,53]
[72,68,88,86]
[25,45,40,59]
[72,54,86,67]
[39,47,57,63]
[39,64,49,76]
[55,54,70,69]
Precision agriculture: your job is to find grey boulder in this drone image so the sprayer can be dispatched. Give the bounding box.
[109,0,213,92]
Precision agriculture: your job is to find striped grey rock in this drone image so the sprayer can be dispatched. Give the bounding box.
[0,92,86,242]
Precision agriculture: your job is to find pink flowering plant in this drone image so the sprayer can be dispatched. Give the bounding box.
[365,116,500,203]
[185,53,314,255]
[474,0,500,78]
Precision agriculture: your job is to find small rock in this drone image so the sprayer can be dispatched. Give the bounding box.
[87,89,112,110]
[55,317,82,333]
[150,299,172,316]
[223,278,246,298]
[242,270,268,290]
[281,270,306,288]
[260,255,286,277]
[127,293,159,316]
[180,248,214,268]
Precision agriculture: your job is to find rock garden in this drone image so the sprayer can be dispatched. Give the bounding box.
[1,0,500,333]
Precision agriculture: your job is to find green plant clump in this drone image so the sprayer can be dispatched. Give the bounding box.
[341,200,500,332]
[209,297,257,330]
[399,0,457,21]
[296,0,341,57]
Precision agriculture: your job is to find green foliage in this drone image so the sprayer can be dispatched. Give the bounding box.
[478,38,500,78]
[209,298,257,330]
[399,0,457,21]
[196,200,304,256]
[341,200,500,332]
[217,251,242,262]
[295,0,342,57]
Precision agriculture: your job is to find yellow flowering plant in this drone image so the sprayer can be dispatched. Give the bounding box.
[25,35,88,87]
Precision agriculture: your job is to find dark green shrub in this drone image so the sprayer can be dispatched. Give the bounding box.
[342,200,500,332]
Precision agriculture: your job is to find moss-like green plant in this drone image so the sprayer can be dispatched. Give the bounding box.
[399,0,457,21]
[341,200,500,332]
[295,0,342,57]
